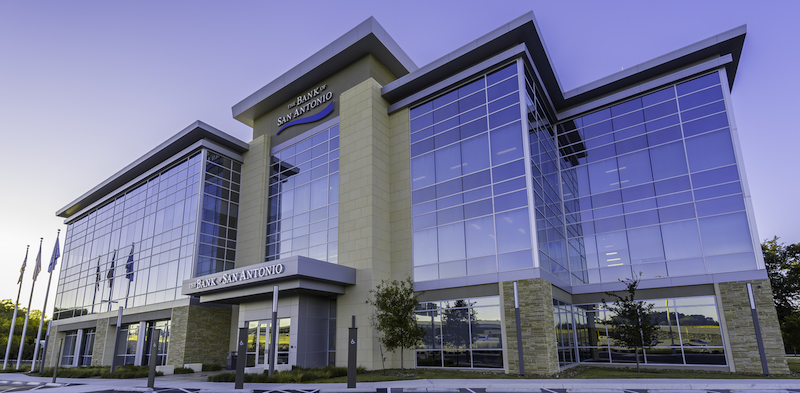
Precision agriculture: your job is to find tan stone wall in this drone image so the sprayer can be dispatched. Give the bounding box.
[168,305,232,366]
[389,107,412,283]
[502,278,559,375]
[335,77,394,370]
[92,318,108,366]
[235,134,271,268]
[167,306,188,366]
[718,279,789,374]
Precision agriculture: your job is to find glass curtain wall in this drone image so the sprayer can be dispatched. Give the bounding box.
[572,295,725,365]
[409,62,535,281]
[557,71,756,285]
[415,296,503,368]
[54,149,241,320]
[266,124,339,263]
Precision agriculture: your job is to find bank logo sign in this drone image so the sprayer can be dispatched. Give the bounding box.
[277,84,334,134]
[188,263,285,290]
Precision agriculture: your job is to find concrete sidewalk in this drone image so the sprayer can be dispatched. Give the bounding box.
[0,372,798,393]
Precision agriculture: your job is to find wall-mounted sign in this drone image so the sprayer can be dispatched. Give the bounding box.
[189,263,285,290]
[277,84,334,134]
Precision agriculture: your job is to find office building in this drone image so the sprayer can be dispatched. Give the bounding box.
[48,13,789,374]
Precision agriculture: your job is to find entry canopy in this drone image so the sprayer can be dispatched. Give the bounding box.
[182,256,356,304]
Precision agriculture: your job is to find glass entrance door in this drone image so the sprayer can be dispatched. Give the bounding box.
[246,321,272,367]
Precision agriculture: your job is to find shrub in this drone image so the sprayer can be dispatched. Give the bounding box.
[173,367,194,374]
[202,363,223,371]
[205,365,353,383]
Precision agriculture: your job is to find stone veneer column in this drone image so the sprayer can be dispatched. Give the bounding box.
[235,134,271,267]
[335,78,393,370]
[388,108,413,283]
[502,278,559,375]
[91,318,109,366]
[718,279,789,374]
[168,305,232,367]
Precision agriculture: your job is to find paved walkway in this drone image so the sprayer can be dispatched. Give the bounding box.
[0,372,797,393]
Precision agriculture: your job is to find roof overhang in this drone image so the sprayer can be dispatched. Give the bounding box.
[56,120,249,219]
[181,256,356,304]
[232,16,417,127]
[382,12,746,116]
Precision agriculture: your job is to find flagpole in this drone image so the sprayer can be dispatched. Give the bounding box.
[3,246,28,370]
[17,238,42,370]
[124,243,134,309]
[32,230,60,372]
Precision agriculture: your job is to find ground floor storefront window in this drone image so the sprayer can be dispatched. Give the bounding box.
[115,319,170,366]
[570,295,725,366]
[415,296,503,368]
[245,318,290,367]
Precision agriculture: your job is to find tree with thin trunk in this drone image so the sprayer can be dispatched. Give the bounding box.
[603,277,659,372]
[369,277,425,374]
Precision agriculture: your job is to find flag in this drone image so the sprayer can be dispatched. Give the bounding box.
[107,250,117,288]
[47,236,60,273]
[32,241,42,282]
[95,256,101,291]
[125,244,135,281]
[17,247,28,285]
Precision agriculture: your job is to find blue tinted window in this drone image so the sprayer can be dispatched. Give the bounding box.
[642,87,675,106]
[437,222,465,262]
[682,100,726,122]
[488,93,518,113]
[487,64,516,85]
[611,98,642,116]
[459,106,486,124]
[657,191,692,207]
[699,212,753,256]
[410,102,432,120]
[658,203,695,223]
[462,170,491,191]
[588,158,620,194]
[625,210,659,228]
[495,208,532,252]
[464,199,493,219]
[594,216,625,233]
[682,114,729,137]
[615,135,647,155]
[628,226,665,264]
[465,216,496,258]
[487,78,518,101]
[612,110,644,130]
[596,231,630,266]
[691,165,739,188]
[621,184,655,202]
[437,206,464,226]
[705,252,757,274]
[492,160,525,182]
[661,220,702,260]
[654,176,690,195]
[678,85,723,110]
[695,194,745,217]
[498,250,533,271]
[490,122,523,165]
[643,100,677,121]
[645,114,679,132]
[434,128,460,149]
[467,255,497,275]
[685,130,735,172]
[413,228,438,266]
[411,137,435,157]
[666,258,705,276]
[649,142,688,180]
[460,134,490,175]
[582,108,611,126]
[460,117,488,139]
[694,182,742,201]
[435,144,462,182]
[433,90,458,109]
[459,91,485,112]
[459,78,485,98]
[488,106,521,129]
[583,120,613,139]
[647,125,682,146]
[493,177,526,195]
[591,191,622,208]
[411,112,433,133]
[676,73,719,96]
[614,124,646,141]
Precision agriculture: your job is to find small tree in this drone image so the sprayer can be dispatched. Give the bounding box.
[603,278,659,372]
[369,277,425,373]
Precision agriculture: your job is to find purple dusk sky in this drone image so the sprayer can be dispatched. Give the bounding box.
[1,0,797,312]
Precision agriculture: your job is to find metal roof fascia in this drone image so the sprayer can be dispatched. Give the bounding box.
[56,120,249,219]
[231,17,417,127]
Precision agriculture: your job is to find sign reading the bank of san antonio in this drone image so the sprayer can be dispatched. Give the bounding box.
[189,263,285,290]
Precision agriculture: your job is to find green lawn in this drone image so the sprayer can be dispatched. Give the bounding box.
[788,357,800,373]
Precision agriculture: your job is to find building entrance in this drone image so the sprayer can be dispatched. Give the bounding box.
[246,319,290,368]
